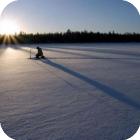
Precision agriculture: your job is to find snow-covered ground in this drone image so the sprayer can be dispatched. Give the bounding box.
[0,43,140,140]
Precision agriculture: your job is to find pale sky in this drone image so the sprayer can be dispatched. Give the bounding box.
[1,0,140,33]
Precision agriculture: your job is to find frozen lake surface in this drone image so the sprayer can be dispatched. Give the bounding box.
[0,43,140,140]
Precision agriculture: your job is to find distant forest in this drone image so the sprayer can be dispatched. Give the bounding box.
[0,30,140,44]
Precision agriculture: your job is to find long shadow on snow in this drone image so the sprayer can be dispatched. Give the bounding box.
[45,48,95,58]
[40,58,140,110]
[44,48,140,61]
[51,47,140,57]
[45,48,140,67]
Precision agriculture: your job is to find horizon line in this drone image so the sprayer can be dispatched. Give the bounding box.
[1,30,140,36]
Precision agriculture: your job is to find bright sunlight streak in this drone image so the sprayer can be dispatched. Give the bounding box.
[0,19,20,35]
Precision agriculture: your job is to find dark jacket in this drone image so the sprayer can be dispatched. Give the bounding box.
[37,47,43,56]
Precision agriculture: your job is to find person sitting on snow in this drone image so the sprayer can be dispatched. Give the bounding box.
[36,46,45,59]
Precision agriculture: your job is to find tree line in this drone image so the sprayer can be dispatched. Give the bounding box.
[0,30,140,44]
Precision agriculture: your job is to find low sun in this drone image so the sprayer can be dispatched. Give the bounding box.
[0,19,20,35]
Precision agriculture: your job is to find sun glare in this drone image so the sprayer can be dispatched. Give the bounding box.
[0,19,20,35]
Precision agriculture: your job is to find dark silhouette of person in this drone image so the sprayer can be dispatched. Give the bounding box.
[36,46,45,59]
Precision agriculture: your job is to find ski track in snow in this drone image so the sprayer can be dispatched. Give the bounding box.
[0,43,140,140]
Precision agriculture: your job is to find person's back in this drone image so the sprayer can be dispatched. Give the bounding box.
[37,47,43,55]
[36,47,45,58]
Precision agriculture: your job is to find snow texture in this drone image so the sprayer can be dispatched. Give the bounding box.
[0,43,140,140]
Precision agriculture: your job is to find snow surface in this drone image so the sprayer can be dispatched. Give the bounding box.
[0,43,140,140]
